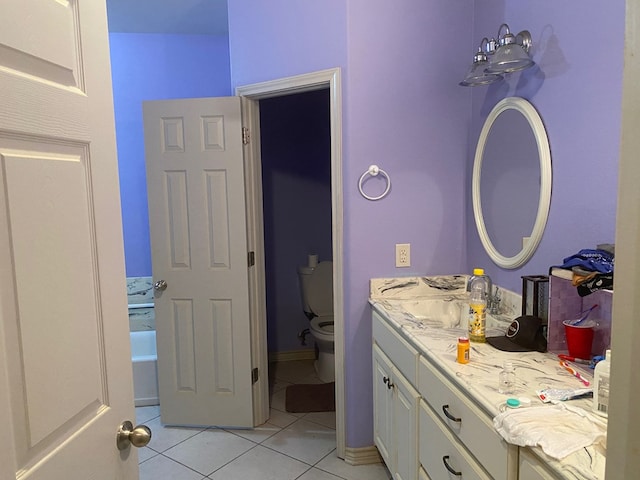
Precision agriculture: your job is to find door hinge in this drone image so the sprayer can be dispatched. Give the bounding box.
[248,251,255,267]
[242,127,250,145]
[251,367,259,384]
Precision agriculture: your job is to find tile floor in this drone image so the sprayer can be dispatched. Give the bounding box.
[136,359,391,480]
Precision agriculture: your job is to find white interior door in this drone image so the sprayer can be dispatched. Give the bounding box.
[0,1,139,479]
[144,97,254,427]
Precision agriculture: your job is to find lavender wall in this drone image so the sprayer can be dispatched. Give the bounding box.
[228,0,624,450]
[259,90,332,353]
[229,0,472,448]
[109,33,232,277]
[466,2,625,292]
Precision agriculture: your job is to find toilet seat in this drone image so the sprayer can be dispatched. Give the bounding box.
[307,261,333,317]
[310,317,334,341]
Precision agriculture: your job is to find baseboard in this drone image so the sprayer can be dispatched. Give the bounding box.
[269,349,316,363]
[343,445,383,466]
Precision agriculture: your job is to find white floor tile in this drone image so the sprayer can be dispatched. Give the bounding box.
[262,419,336,465]
[270,387,306,417]
[315,452,391,480]
[225,422,281,444]
[136,405,160,424]
[270,378,293,394]
[303,411,336,430]
[144,416,206,453]
[270,360,317,383]
[206,445,310,480]
[297,467,344,480]
[163,429,255,475]
[266,408,299,428]
[137,446,159,464]
[138,454,205,480]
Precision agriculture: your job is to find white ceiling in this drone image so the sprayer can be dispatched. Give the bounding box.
[106,0,228,35]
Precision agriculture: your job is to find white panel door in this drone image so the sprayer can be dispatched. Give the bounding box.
[144,97,254,427]
[0,1,138,480]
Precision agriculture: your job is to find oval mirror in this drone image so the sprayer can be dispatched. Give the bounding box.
[472,97,552,269]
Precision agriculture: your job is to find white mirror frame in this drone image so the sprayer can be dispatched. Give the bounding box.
[472,97,552,269]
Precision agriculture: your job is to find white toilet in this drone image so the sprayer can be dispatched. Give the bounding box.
[298,260,335,382]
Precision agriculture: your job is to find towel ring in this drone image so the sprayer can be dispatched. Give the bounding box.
[358,165,391,201]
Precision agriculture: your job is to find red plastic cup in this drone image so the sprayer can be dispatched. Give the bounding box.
[563,320,595,360]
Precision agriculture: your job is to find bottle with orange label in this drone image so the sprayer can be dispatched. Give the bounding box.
[457,337,470,363]
[468,268,489,343]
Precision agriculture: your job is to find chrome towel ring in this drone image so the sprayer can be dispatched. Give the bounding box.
[358,165,391,201]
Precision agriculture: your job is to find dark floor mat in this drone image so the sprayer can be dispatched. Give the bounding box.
[285,382,335,413]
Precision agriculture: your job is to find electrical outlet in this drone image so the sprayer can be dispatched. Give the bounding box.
[395,243,411,267]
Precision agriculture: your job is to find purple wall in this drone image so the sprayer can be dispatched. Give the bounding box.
[229,0,472,448]
[466,3,624,292]
[259,90,332,353]
[109,33,231,277]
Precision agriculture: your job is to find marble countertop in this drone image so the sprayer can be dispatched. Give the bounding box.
[369,275,607,480]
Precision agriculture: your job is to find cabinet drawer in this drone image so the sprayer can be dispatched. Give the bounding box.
[418,356,514,479]
[419,400,491,480]
[373,311,418,384]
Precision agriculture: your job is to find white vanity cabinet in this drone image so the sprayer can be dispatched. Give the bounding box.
[518,450,562,480]
[373,312,420,480]
[372,309,518,480]
[418,356,517,480]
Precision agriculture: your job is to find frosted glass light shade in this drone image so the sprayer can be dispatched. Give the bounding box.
[485,43,535,74]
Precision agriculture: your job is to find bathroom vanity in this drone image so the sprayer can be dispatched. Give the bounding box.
[370,276,606,480]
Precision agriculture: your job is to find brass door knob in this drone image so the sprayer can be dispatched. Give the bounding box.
[154,280,167,291]
[116,420,152,450]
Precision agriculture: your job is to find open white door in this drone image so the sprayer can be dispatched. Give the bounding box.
[0,1,140,480]
[144,97,256,427]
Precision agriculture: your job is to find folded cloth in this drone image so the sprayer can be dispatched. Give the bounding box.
[558,249,614,275]
[493,403,607,460]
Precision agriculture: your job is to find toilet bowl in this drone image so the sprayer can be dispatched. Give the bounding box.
[298,260,335,382]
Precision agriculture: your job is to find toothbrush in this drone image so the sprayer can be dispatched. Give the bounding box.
[560,361,591,386]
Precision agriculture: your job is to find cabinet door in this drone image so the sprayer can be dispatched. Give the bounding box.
[373,345,395,469]
[394,370,420,480]
[519,449,559,480]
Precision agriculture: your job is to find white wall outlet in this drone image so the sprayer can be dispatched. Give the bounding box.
[395,243,411,267]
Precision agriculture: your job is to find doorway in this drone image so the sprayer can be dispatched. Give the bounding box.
[237,68,345,457]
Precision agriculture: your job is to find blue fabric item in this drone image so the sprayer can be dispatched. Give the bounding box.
[559,249,614,274]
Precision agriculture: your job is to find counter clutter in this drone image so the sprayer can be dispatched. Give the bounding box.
[370,275,607,480]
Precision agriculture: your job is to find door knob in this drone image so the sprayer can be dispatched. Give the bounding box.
[116,420,152,450]
[154,280,167,291]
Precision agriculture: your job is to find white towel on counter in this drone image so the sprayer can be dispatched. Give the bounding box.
[493,403,607,460]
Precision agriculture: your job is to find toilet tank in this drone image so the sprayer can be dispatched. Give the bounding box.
[297,266,315,315]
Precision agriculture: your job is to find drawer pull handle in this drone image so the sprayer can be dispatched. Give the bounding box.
[442,405,462,422]
[382,376,394,389]
[442,456,462,476]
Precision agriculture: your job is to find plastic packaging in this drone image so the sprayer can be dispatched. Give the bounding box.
[457,337,470,364]
[536,388,593,403]
[592,349,611,417]
[499,361,516,394]
[468,268,489,342]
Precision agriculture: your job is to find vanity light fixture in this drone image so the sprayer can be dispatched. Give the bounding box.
[460,23,535,86]
[459,38,503,87]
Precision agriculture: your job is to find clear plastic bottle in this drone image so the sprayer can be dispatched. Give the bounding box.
[499,361,516,394]
[468,268,489,342]
[592,349,611,417]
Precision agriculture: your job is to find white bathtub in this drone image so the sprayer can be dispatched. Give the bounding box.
[130,329,159,407]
